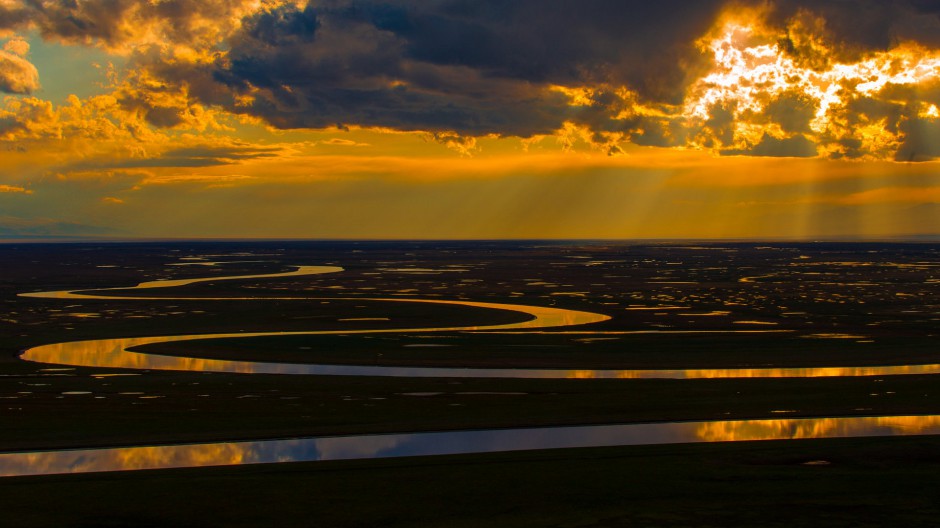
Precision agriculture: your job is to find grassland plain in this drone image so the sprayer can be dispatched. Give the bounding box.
[2,241,939,526]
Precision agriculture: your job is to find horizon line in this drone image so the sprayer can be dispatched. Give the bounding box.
[2,235,939,244]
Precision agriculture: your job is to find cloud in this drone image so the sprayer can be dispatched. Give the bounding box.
[139,173,254,186]
[3,37,29,57]
[763,1,940,59]
[723,133,818,158]
[199,0,940,160]
[0,0,264,54]
[321,138,369,147]
[205,1,728,136]
[102,144,282,168]
[0,48,38,93]
[0,183,31,193]
[764,92,816,135]
[834,187,940,205]
[0,93,143,141]
[894,116,940,162]
[7,0,940,161]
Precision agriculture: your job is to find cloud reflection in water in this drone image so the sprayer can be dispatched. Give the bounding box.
[3,415,940,477]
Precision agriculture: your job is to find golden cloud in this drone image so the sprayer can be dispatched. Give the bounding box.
[321,138,370,147]
[0,47,38,93]
[547,8,940,161]
[2,37,29,57]
[0,183,31,193]
[831,187,940,205]
[682,16,940,160]
[6,0,940,176]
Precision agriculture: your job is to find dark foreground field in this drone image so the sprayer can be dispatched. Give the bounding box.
[1,240,939,526]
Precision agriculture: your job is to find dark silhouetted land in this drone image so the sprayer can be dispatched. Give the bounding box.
[1,240,939,526]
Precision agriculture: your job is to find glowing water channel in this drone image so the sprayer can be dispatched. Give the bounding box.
[17,264,940,379]
[19,266,346,299]
[3,415,939,477]
[19,265,612,375]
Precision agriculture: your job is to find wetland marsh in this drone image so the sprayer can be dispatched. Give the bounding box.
[2,240,939,526]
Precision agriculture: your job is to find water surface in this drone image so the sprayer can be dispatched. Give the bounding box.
[2,415,938,477]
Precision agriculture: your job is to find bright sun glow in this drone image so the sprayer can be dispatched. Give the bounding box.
[684,21,940,156]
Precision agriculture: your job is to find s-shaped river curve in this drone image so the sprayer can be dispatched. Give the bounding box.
[17,265,940,379]
[18,264,616,376]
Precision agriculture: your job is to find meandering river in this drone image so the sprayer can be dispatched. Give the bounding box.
[7,264,939,477]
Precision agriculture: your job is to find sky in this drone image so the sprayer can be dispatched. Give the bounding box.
[0,0,939,239]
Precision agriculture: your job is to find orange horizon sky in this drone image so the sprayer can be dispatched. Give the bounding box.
[1,1,938,239]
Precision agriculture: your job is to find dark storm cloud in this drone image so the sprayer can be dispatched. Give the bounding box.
[243,3,319,46]
[0,5,30,30]
[765,0,940,56]
[723,134,818,158]
[765,93,816,135]
[211,0,729,136]
[703,103,736,146]
[9,0,940,158]
[347,0,725,99]
[205,0,940,144]
[0,0,259,49]
[895,117,940,161]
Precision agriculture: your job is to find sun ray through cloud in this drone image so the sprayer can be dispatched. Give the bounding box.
[0,1,937,239]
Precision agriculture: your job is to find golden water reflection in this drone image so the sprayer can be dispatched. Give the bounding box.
[18,264,612,375]
[18,266,346,299]
[23,335,940,378]
[3,415,939,477]
[20,298,611,376]
[16,264,939,379]
[697,415,940,442]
